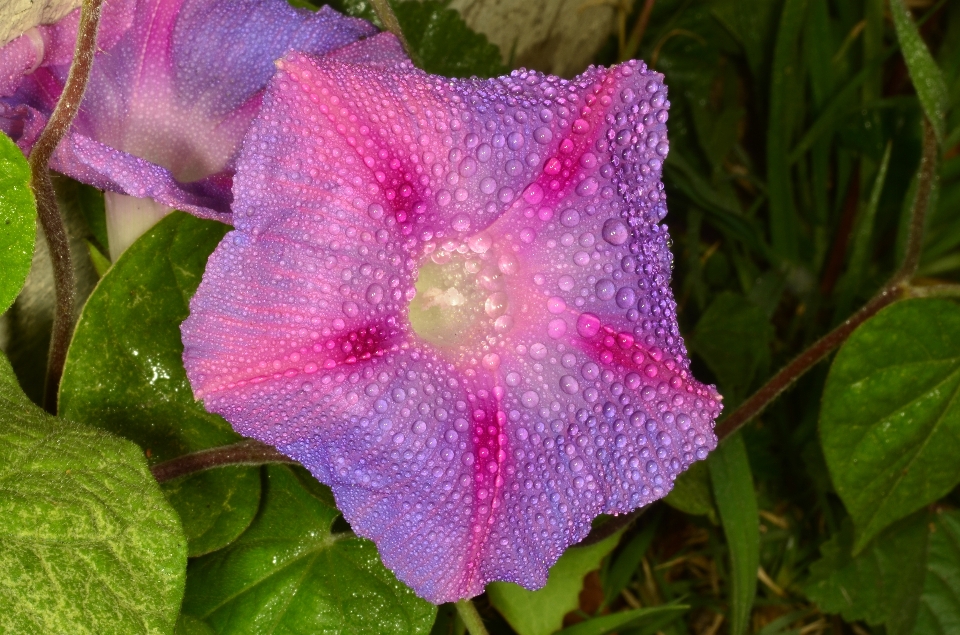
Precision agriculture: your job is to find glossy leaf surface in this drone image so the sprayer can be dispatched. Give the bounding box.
[181,465,436,634]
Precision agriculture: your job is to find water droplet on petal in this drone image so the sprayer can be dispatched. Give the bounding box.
[576,177,599,197]
[548,318,567,339]
[576,313,601,338]
[602,218,629,245]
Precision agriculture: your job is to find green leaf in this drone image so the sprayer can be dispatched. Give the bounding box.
[341,0,507,78]
[709,432,759,635]
[913,511,960,635]
[889,0,949,143]
[488,528,624,635]
[804,513,930,632]
[87,240,111,278]
[0,351,186,634]
[555,604,688,635]
[60,212,261,557]
[663,460,719,523]
[820,299,960,551]
[182,465,436,634]
[0,131,36,314]
[163,466,261,557]
[691,292,774,404]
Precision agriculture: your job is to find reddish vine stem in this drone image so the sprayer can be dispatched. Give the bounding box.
[150,439,297,483]
[716,119,937,441]
[29,0,104,413]
[713,288,902,439]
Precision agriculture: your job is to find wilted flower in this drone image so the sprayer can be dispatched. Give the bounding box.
[182,33,721,603]
[0,0,375,223]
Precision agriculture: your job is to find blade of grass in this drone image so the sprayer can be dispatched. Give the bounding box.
[788,55,887,164]
[601,511,662,608]
[664,154,774,262]
[709,432,759,635]
[767,0,809,260]
[790,0,947,163]
[889,0,949,143]
[850,141,894,274]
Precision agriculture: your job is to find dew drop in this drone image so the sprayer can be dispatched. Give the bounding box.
[365,284,384,305]
[576,313,601,338]
[548,318,568,339]
[560,375,580,394]
[595,279,616,300]
[576,177,599,197]
[601,218,629,245]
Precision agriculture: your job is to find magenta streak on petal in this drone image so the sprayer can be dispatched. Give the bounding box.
[182,38,723,603]
[0,0,376,220]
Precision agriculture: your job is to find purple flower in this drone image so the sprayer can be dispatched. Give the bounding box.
[0,0,375,220]
[181,33,722,603]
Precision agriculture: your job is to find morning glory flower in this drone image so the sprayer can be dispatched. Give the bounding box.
[0,0,375,223]
[181,33,722,603]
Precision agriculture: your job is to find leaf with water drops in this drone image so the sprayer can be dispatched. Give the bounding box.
[0,351,186,634]
[889,0,949,142]
[821,299,960,552]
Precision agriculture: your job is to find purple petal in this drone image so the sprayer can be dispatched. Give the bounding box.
[182,45,722,603]
[0,0,375,220]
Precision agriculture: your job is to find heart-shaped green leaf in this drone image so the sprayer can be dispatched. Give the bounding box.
[821,299,960,551]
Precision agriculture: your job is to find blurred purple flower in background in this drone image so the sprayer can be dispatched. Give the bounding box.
[182,33,722,603]
[0,0,374,255]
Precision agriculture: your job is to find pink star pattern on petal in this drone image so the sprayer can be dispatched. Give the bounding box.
[182,33,722,603]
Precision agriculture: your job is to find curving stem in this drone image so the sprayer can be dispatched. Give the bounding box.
[715,118,938,441]
[150,439,298,483]
[28,0,104,413]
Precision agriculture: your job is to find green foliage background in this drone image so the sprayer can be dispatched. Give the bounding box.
[2,0,960,633]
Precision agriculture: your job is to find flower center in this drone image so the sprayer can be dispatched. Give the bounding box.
[408,239,518,351]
